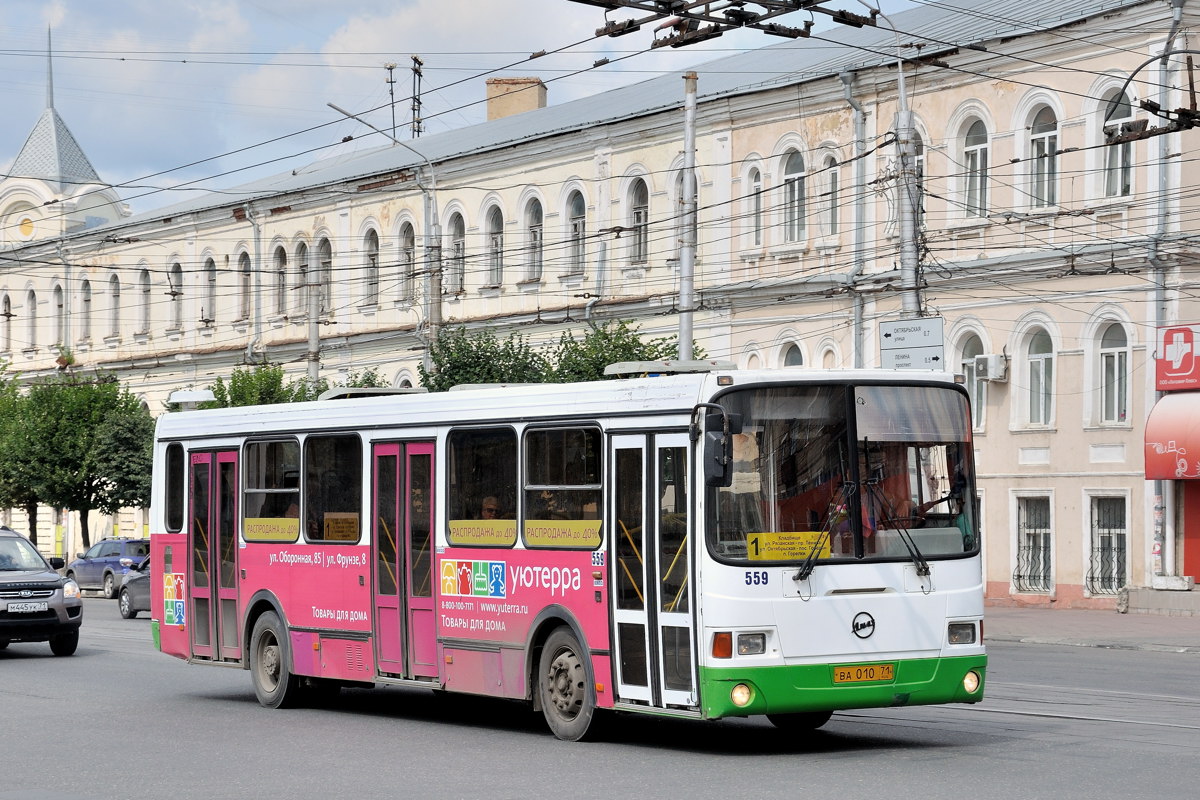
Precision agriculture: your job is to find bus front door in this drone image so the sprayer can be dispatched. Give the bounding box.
[372,442,437,679]
[188,450,241,662]
[609,433,697,709]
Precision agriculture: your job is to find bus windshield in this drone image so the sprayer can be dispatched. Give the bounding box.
[708,383,976,565]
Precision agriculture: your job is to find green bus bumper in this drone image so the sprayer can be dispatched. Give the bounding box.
[700,654,987,719]
[151,619,161,651]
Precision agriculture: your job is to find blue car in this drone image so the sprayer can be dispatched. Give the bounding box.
[66,538,150,599]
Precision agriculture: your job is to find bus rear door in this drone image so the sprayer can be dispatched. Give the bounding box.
[188,450,241,663]
[609,433,697,709]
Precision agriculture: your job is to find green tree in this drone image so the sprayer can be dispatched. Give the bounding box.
[418,327,549,391]
[204,363,329,407]
[0,369,42,545]
[22,373,154,549]
[548,320,687,383]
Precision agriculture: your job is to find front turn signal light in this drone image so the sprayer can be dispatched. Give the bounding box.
[712,631,732,659]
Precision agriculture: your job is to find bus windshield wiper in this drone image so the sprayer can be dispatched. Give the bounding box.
[795,483,851,582]
[864,480,930,577]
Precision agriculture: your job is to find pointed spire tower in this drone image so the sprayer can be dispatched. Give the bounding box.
[1,29,128,241]
[9,29,103,194]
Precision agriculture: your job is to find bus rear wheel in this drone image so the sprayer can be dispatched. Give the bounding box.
[538,627,595,741]
[250,611,301,709]
[767,710,833,731]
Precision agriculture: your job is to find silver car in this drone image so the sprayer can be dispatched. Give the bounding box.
[0,526,83,656]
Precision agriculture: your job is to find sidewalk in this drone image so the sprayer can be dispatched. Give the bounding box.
[984,605,1200,654]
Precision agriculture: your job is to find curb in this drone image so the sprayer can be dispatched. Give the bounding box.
[986,634,1200,654]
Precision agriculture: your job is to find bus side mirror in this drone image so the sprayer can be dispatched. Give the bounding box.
[702,412,742,487]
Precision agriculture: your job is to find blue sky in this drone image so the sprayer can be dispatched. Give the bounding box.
[0,1,913,214]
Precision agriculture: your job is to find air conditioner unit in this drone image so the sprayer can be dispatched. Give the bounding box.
[975,354,1007,383]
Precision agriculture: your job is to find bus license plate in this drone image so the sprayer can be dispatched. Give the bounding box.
[6,601,49,613]
[833,663,895,684]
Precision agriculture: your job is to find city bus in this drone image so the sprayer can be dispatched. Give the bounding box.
[148,364,986,740]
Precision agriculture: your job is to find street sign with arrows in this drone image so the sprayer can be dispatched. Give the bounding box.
[879,317,946,370]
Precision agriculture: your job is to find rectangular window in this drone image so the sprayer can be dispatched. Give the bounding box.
[1028,356,1053,425]
[1085,497,1126,595]
[1031,134,1058,207]
[243,440,301,542]
[965,147,988,217]
[523,427,602,549]
[1104,136,1132,198]
[447,428,517,547]
[304,435,362,542]
[166,443,186,533]
[1101,349,1128,423]
[1014,496,1052,592]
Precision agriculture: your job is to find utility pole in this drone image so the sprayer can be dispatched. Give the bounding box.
[385,63,397,140]
[678,72,698,359]
[411,56,424,139]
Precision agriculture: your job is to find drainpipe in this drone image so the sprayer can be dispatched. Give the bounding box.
[244,203,263,363]
[1150,0,1186,581]
[840,71,868,367]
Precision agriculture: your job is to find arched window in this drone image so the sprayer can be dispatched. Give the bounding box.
[169,263,184,331]
[567,191,586,274]
[525,199,543,281]
[398,222,416,301]
[317,238,333,313]
[203,258,217,325]
[107,275,121,339]
[782,150,806,242]
[138,269,151,334]
[485,207,504,286]
[363,229,380,305]
[1099,322,1128,424]
[782,343,804,367]
[822,154,839,236]
[748,167,763,246]
[238,252,252,321]
[964,120,989,217]
[295,242,310,314]
[960,334,986,429]
[1103,90,1133,198]
[26,289,37,348]
[52,285,64,346]
[447,213,465,292]
[1027,329,1054,425]
[273,246,288,315]
[79,280,92,343]
[629,178,649,263]
[1030,107,1058,207]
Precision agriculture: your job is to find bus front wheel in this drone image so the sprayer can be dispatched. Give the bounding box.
[538,627,595,741]
[250,611,301,709]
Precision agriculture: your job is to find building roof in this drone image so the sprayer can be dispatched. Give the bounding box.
[10,107,103,194]
[122,0,1147,227]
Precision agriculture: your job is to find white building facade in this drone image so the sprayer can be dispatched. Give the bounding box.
[2,0,1198,610]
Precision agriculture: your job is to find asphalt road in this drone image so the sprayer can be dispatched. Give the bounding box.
[1,598,1197,800]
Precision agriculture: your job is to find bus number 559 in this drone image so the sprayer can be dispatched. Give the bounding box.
[745,571,768,586]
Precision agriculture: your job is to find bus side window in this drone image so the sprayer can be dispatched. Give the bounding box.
[304,434,362,543]
[165,442,185,533]
[447,427,517,547]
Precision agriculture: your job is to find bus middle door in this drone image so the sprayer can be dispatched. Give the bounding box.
[609,433,697,709]
[371,442,437,679]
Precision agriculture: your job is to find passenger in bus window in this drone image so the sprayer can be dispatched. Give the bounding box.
[481,496,501,519]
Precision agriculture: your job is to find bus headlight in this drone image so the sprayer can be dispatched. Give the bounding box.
[963,670,981,694]
[731,683,753,707]
[737,633,766,656]
[948,622,976,644]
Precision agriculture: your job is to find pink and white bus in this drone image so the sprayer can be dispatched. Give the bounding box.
[149,365,986,740]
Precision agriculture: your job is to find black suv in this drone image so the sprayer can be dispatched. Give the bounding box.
[66,537,150,598]
[0,525,83,656]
